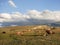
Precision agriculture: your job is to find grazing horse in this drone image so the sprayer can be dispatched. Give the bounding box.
[16,32,23,35]
[2,31,6,34]
[46,30,55,34]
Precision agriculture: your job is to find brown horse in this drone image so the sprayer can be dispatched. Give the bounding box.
[16,32,23,35]
[46,30,55,34]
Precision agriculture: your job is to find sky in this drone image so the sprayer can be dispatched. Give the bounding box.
[0,0,60,27]
[0,0,60,13]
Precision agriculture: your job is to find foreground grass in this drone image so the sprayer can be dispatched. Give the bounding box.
[0,25,60,45]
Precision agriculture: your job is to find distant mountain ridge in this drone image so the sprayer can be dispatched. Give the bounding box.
[50,22,60,27]
[0,20,60,27]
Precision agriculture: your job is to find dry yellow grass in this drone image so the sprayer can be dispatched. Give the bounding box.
[0,25,60,45]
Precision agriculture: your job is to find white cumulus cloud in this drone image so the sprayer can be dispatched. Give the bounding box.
[27,10,43,19]
[8,0,16,8]
[0,10,60,26]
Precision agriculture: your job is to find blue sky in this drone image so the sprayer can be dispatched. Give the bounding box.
[0,0,60,13]
[0,0,60,26]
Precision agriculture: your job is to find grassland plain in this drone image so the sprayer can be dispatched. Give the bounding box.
[0,25,60,45]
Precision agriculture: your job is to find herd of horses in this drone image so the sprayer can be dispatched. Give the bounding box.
[2,26,55,36]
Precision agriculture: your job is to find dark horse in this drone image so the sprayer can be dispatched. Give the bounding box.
[46,30,55,34]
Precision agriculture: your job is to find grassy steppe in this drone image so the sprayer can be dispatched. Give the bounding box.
[0,25,60,45]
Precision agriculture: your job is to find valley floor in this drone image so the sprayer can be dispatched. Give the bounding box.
[0,25,60,45]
